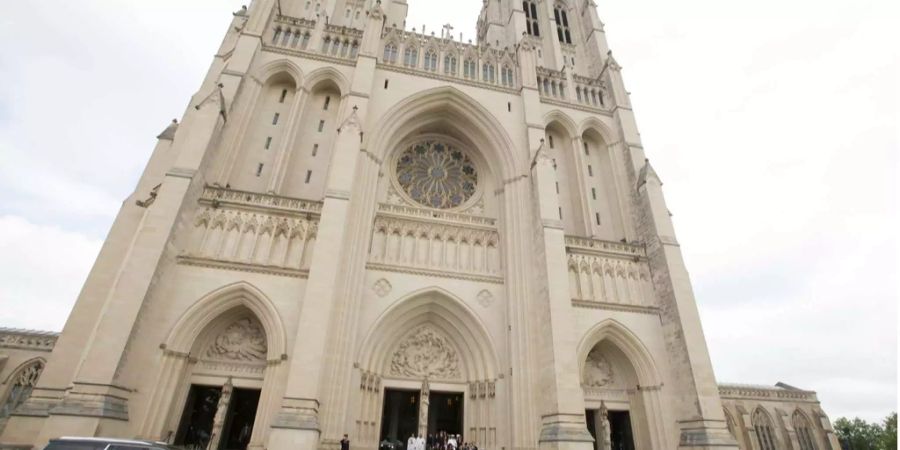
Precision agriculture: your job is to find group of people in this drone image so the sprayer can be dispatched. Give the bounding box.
[405,432,478,450]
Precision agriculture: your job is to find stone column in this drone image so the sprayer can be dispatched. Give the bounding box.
[530,140,594,450]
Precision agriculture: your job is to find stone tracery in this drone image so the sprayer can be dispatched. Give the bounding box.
[205,317,268,362]
[395,139,478,210]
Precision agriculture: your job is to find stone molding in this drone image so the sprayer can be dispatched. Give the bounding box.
[718,384,818,402]
[0,328,58,352]
[177,256,310,279]
[200,185,323,216]
[571,299,659,316]
[366,263,504,285]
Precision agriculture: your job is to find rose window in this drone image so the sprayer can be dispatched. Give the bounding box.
[395,140,478,209]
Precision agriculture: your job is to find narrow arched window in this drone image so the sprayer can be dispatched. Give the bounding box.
[501,65,514,87]
[483,63,495,83]
[0,361,44,424]
[384,43,398,63]
[444,54,458,75]
[331,38,341,55]
[301,32,311,49]
[523,1,540,36]
[554,4,572,44]
[404,47,419,67]
[753,408,779,450]
[350,41,359,58]
[424,50,438,71]
[792,411,818,450]
[464,59,476,79]
[322,36,331,53]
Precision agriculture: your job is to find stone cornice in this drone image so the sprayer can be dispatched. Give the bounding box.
[540,97,613,117]
[0,328,59,352]
[571,299,659,316]
[377,203,497,229]
[375,63,519,95]
[177,256,310,279]
[367,263,504,285]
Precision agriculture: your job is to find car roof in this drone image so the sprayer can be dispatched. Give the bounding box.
[53,438,161,446]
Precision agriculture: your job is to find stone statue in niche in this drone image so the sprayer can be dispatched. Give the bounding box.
[206,317,267,362]
[598,401,612,450]
[390,326,461,379]
[583,347,614,387]
[419,378,430,436]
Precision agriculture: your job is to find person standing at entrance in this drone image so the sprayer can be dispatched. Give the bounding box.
[408,434,417,450]
[340,434,349,450]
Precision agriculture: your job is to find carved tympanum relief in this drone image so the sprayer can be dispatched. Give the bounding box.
[583,347,614,388]
[390,326,460,379]
[205,317,267,362]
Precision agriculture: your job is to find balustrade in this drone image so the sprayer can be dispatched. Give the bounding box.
[565,236,655,307]
[181,188,322,276]
[369,204,501,281]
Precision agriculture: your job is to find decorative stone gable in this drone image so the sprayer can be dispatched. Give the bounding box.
[205,317,267,362]
[389,326,460,380]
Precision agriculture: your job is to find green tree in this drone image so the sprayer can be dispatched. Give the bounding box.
[834,413,897,450]
[879,413,897,450]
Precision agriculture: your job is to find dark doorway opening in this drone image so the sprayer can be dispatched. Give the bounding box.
[219,388,261,450]
[380,389,420,449]
[609,410,635,450]
[585,409,598,450]
[175,385,222,448]
[428,392,464,439]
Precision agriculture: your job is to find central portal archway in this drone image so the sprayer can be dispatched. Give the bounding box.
[354,289,500,449]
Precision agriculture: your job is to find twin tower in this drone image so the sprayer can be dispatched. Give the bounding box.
[0,1,839,450]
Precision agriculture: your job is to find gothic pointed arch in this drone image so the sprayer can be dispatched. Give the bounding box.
[368,86,522,180]
[544,110,578,139]
[752,406,780,450]
[0,357,45,428]
[356,287,499,382]
[577,116,618,144]
[251,58,304,88]
[576,319,661,386]
[163,281,287,359]
[302,66,350,96]
[792,409,818,450]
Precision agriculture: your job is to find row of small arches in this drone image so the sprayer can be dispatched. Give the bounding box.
[725,406,821,450]
[383,44,517,87]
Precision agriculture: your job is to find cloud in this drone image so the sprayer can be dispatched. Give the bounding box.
[0,215,101,331]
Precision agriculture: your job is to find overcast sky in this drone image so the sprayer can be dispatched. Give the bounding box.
[0,0,896,424]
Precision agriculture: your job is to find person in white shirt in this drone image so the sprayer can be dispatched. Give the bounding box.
[416,434,426,450]
[408,434,417,450]
[447,434,457,449]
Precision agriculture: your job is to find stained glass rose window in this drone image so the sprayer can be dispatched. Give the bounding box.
[395,140,478,209]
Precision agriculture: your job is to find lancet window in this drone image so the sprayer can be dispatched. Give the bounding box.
[384,43,398,63]
[444,54,458,75]
[0,361,44,425]
[424,50,438,72]
[464,59,477,79]
[793,411,818,450]
[753,408,779,450]
[482,63,496,83]
[501,65,515,87]
[404,47,419,67]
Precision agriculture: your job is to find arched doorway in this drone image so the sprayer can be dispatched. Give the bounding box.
[577,321,668,450]
[139,283,287,449]
[355,289,500,450]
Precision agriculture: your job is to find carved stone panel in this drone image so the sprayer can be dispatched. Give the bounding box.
[583,347,614,388]
[390,326,460,380]
[205,317,268,362]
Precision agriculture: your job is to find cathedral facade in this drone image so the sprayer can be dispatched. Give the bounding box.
[0,1,842,450]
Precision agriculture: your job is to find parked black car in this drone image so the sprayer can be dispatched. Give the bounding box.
[43,438,179,450]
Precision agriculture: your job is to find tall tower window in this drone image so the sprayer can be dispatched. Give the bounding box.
[554,5,572,44]
[324,96,331,110]
[265,137,273,149]
[312,143,319,156]
[318,120,325,132]
[272,113,280,125]
[279,89,288,103]
[523,1,540,37]
[501,65,515,87]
